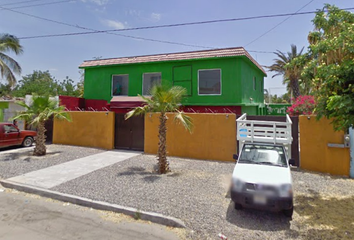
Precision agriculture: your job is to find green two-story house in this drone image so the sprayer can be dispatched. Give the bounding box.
[79,47,266,115]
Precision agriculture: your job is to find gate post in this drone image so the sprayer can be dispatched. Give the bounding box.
[349,127,354,178]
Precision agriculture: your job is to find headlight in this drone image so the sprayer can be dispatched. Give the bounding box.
[232,178,244,191]
[279,184,292,197]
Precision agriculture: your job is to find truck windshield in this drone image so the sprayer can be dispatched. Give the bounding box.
[238,144,287,167]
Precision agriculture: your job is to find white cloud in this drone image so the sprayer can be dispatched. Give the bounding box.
[126,9,141,17]
[150,13,161,22]
[102,19,127,29]
[81,0,109,6]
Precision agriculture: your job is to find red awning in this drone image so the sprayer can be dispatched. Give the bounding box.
[110,96,147,109]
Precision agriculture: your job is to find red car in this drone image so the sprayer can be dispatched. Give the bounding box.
[0,123,37,148]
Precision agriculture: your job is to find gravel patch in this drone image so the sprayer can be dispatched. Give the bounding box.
[0,144,105,179]
[51,155,332,239]
[51,155,354,240]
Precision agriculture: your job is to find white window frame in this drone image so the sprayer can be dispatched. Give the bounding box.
[111,74,129,97]
[142,72,162,96]
[198,69,222,96]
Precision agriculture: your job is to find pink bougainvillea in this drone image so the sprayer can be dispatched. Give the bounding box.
[287,95,316,116]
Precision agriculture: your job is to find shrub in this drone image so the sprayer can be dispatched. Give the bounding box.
[287,95,315,116]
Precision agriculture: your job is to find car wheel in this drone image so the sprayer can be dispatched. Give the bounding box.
[22,137,34,147]
[234,203,243,210]
[283,207,293,218]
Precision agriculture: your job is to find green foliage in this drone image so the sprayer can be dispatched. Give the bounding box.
[0,83,11,97]
[0,33,23,87]
[13,94,71,127]
[302,4,354,131]
[11,70,81,97]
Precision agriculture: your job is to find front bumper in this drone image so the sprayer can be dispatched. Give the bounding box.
[231,190,293,211]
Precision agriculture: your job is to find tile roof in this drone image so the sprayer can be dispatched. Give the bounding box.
[79,47,266,75]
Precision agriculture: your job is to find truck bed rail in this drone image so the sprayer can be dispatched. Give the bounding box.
[236,114,293,145]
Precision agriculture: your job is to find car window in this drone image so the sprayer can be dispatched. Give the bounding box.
[239,144,287,167]
[4,125,18,132]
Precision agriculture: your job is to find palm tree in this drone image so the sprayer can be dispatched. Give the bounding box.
[267,44,304,99]
[125,85,193,174]
[0,34,23,87]
[13,95,71,156]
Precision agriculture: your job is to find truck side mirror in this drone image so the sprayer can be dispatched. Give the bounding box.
[233,154,238,162]
[289,159,296,166]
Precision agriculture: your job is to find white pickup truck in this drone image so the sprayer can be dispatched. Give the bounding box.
[231,114,295,217]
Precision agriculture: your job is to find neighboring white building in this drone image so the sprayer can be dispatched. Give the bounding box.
[0,95,59,130]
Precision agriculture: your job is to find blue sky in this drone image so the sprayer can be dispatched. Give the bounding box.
[1,0,353,95]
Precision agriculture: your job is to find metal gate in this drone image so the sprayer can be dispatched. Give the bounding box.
[114,113,144,151]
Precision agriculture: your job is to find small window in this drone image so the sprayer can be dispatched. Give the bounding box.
[143,73,161,95]
[198,69,221,95]
[253,77,256,91]
[112,75,129,96]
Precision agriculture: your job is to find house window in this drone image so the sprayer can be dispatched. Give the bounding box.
[112,74,129,96]
[143,73,161,95]
[198,69,221,95]
[253,77,256,91]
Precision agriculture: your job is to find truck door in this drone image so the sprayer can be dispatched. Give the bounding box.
[0,125,5,147]
[3,124,21,146]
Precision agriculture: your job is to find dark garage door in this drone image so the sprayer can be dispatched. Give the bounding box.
[115,113,144,151]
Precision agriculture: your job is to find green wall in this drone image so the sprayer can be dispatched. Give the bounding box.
[83,56,265,106]
[0,102,9,122]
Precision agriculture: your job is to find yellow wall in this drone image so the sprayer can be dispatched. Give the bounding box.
[299,115,350,176]
[53,111,115,150]
[145,113,237,161]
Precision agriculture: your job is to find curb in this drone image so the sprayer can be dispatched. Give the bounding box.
[0,179,186,228]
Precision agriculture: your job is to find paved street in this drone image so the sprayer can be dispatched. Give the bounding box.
[0,190,181,240]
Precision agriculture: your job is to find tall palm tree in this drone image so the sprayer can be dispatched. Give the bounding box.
[125,85,193,174]
[13,95,71,156]
[267,44,304,99]
[0,34,23,87]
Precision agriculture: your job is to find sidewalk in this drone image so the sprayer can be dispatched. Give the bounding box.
[6,150,140,189]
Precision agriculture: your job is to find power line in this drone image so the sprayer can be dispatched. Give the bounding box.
[0,0,75,10]
[245,0,316,47]
[0,0,49,7]
[17,7,354,40]
[0,5,215,49]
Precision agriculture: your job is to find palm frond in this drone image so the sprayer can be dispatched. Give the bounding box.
[125,105,150,119]
[174,110,193,133]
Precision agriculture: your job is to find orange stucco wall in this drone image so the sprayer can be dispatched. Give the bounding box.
[144,113,237,161]
[53,111,115,150]
[299,115,350,176]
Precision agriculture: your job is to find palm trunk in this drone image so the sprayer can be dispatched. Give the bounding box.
[34,120,47,156]
[290,78,301,100]
[157,112,169,174]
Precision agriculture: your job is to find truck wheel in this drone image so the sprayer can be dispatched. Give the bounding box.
[234,203,243,210]
[283,207,293,218]
[22,137,34,147]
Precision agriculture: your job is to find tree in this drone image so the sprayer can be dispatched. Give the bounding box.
[267,44,305,99]
[58,76,80,97]
[0,34,23,87]
[0,83,12,98]
[12,71,60,97]
[125,85,193,174]
[12,70,80,97]
[13,95,71,156]
[302,4,354,131]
